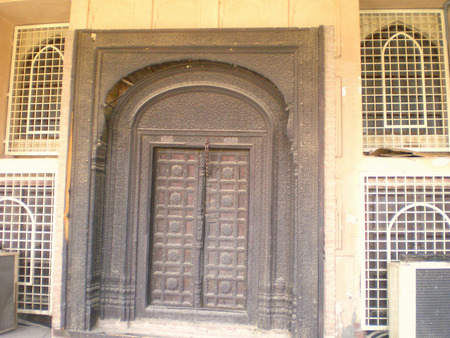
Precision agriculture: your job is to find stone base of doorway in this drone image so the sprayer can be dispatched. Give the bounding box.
[55,319,290,337]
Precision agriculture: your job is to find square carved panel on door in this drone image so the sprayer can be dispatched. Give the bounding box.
[149,148,249,311]
[150,149,200,307]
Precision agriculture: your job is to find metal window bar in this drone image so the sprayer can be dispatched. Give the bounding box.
[381,32,427,128]
[363,175,450,330]
[0,171,56,314]
[386,202,450,262]
[26,46,64,135]
[6,24,68,155]
[361,11,450,151]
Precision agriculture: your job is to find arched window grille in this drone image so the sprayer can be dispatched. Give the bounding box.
[363,175,450,330]
[382,32,427,128]
[387,203,450,261]
[6,24,67,154]
[0,169,56,314]
[27,45,64,135]
[361,11,450,151]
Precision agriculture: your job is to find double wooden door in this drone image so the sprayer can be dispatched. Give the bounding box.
[149,147,249,311]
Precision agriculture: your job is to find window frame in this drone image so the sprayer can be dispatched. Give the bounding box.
[360,10,450,152]
[361,173,450,331]
[5,23,68,155]
[0,159,57,315]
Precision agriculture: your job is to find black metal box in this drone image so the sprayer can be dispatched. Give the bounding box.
[0,252,19,334]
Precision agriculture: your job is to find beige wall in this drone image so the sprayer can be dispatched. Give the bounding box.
[70,0,345,29]
[1,0,364,336]
[0,15,13,156]
[360,0,446,9]
[2,0,449,336]
[0,0,70,26]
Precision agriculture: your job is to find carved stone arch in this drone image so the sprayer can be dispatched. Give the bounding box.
[98,60,294,330]
[106,60,287,129]
[65,29,323,337]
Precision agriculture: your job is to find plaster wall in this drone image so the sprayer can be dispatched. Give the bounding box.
[360,0,446,9]
[0,0,70,26]
[0,15,13,156]
[1,0,448,336]
[70,0,345,29]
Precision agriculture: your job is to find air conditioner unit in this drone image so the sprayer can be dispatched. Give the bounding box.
[0,252,19,334]
[388,260,450,338]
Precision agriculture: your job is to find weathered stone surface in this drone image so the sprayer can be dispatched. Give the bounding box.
[66,28,322,337]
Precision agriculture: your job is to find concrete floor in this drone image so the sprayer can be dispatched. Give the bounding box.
[0,321,51,338]
[91,319,291,338]
[1,319,290,337]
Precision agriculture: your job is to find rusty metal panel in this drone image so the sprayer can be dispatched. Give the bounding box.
[203,150,249,310]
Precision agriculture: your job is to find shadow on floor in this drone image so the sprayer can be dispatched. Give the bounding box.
[0,320,51,338]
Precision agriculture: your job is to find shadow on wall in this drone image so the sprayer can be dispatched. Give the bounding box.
[342,312,389,338]
[342,312,362,338]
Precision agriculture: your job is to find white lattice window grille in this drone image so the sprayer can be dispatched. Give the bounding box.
[361,11,450,151]
[6,24,68,155]
[363,175,450,330]
[0,163,56,314]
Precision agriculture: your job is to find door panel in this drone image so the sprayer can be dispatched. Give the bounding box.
[203,150,249,310]
[149,149,202,307]
[149,148,249,310]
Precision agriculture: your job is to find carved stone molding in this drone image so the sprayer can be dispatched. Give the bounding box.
[66,29,323,337]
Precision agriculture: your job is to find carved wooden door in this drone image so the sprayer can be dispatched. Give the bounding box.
[149,147,249,311]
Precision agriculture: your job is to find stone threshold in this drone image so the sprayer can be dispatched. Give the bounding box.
[56,319,290,337]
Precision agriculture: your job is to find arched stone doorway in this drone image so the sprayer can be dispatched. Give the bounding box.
[101,61,292,327]
[64,29,323,337]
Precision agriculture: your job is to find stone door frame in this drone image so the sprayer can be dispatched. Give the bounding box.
[64,28,324,337]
